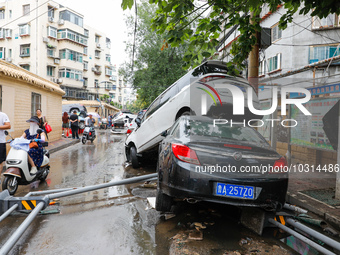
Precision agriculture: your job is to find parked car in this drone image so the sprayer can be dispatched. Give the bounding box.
[125,60,260,168]
[111,115,136,134]
[62,104,87,129]
[156,116,288,212]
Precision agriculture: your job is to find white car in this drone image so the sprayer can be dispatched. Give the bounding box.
[125,60,260,168]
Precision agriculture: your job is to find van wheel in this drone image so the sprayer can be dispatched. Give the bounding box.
[130,146,139,169]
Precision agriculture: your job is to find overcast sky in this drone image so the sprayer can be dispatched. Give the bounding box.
[57,0,132,66]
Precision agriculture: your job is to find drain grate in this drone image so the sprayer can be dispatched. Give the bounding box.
[301,188,340,207]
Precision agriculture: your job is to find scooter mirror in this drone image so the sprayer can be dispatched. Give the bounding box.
[4,131,8,136]
[37,129,43,134]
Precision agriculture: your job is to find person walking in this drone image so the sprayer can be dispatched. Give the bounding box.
[108,114,112,128]
[62,112,70,137]
[0,111,10,170]
[69,110,79,139]
[36,109,48,139]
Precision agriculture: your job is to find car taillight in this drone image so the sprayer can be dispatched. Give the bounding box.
[130,123,132,126]
[172,143,200,165]
[270,157,287,173]
[127,129,132,134]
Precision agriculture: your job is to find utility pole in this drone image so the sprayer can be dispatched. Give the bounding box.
[248,11,259,94]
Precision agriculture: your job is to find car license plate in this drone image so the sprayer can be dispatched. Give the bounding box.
[215,183,254,199]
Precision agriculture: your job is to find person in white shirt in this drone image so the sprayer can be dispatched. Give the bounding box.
[0,112,11,170]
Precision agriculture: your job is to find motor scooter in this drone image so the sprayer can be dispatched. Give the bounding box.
[2,130,50,195]
[82,126,96,144]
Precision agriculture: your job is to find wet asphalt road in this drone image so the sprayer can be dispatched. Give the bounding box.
[0,130,301,255]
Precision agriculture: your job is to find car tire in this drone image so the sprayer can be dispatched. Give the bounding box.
[130,146,139,169]
[155,188,173,212]
[79,122,85,130]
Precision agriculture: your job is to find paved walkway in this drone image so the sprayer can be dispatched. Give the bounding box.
[48,136,80,153]
[286,170,340,229]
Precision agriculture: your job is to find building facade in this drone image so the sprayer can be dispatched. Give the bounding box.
[0,59,64,142]
[0,0,125,102]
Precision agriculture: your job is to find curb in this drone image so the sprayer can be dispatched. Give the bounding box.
[286,192,340,229]
[49,139,80,154]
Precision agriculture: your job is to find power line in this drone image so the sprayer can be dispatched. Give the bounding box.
[0,0,51,29]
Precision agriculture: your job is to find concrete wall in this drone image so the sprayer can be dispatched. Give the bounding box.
[0,75,63,143]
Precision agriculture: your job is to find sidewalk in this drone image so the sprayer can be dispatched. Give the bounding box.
[286,170,340,229]
[48,136,80,153]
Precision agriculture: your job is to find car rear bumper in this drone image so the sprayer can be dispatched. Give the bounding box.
[159,160,288,209]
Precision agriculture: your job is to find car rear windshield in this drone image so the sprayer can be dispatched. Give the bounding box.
[184,120,266,144]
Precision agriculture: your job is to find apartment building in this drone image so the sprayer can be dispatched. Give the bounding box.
[0,0,124,101]
[217,6,340,90]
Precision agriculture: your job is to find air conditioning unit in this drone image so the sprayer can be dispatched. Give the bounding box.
[57,79,63,84]
[48,17,54,23]
[96,43,101,48]
[91,67,96,72]
[43,37,48,43]
[6,58,12,62]
[50,77,57,83]
[54,58,60,64]
[83,84,88,88]
[58,19,64,25]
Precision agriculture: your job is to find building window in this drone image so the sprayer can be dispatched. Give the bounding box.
[59,10,83,27]
[312,14,339,29]
[94,79,99,88]
[57,29,88,45]
[48,26,57,38]
[267,53,281,72]
[0,47,5,59]
[5,29,12,38]
[19,24,30,36]
[83,61,88,70]
[20,44,30,57]
[23,4,30,16]
[8,49,11,58]
[58,68,83,80]
[83,47,88,55]
[106,38,111,49]
[259,60,266,76]
[271,23,282,42]
[105,67,112,76]
[309,45,340,64]
[106,54,111,63]
[95,35,100,43]
[47,46,55,57]
[84,29,89,37]
[0,10,4,19]
[31,93,41,116]
[48,6,54,18]
[0,28,4,39]
[83,77,88,87]
[9,10,12,19]
[95,50,100,59]
[59,49,83,63]
[20,64,30,71]
[47,66,54,76]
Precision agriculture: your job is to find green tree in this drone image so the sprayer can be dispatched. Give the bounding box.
[122,0,340,69]
[120,0,188,107]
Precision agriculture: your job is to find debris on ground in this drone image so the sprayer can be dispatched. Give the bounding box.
[188,230,203,241]
[146,197,156,209]
[164,213,176,220]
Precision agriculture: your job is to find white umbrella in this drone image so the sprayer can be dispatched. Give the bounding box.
[87,112,101,118]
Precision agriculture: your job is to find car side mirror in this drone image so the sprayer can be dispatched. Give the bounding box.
[161,130,168,137]
[4,131,8,136]
[135,118,141,127]
[37,129,43,134]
